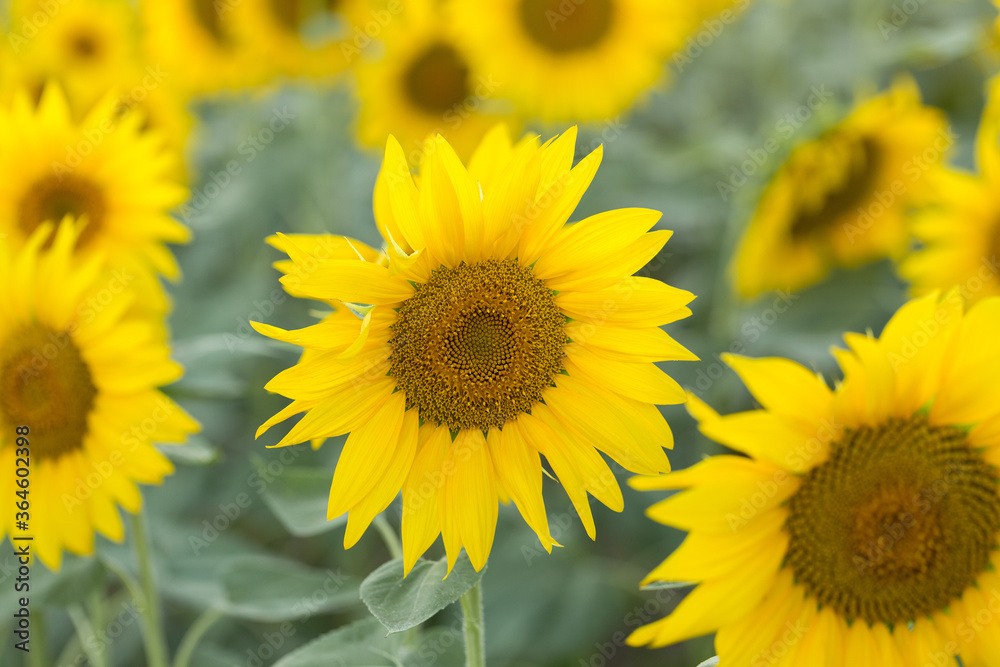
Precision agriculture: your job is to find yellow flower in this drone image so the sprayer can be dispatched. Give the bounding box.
[0,222,200,570]
[228,0,371,80]
[255,126,695,573]
[733,79,950,299]
[630,291,1000,666]
[354,0,513,163]
[448,0,689,122]
[900,76,1000,306]
[0,84,190,313]
[140,0,266,95]
[4,0,140,112]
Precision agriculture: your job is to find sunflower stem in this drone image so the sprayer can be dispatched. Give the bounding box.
[373,514,404,561]
[172,607,225,667]
[67,604,106,667]
[131,509,170,667]
[26,609,48,667]
[459,579,486,667]
[87,589,110,667]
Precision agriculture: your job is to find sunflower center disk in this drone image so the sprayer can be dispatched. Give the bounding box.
[191,0,228,42]
[269,0,303,32]
[18,173,107,248]
[785,417,1000,625]
[389,259,567,432]
[519,0,614,53]
[789,136,882,241]
[0,324,97,460]
[68,30,101,60]
[403,43,470,115]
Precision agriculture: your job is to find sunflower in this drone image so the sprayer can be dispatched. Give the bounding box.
[140,0,266,95]
[0,222,200,570]
[733,79,951,300]
[0,84,190,314]
[254,125,696,573]
[448,0,690,122]
[4,0,140,111]
[900,77,1000,306]
[229,0,366,80]
[629,291,1000,665]
[354,0,511,164]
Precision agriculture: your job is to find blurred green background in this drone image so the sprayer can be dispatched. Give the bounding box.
[2,0,997,664]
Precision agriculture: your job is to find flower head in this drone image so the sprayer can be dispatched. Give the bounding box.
[0,84,190,313]
[733,79,950,299]
[901,75,1000,305]
[255,125,695,573]
[0,222,199,569]
[630,292,1000,665]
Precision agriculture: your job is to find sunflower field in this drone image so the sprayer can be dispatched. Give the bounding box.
[1,0,1000,665]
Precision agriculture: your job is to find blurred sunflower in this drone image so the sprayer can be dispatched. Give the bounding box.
[354,0,511,163]
[4,0,139,111]
[0,84,190,313]
[900,77,1000,305]
[448,0,688,122]
[255,126,695,573]
[141,0,265,95]
[629,292,1000,665]
[733,79,950,299]
[106,76,196,184]
[0,222,200,570]
[229,0,363,79]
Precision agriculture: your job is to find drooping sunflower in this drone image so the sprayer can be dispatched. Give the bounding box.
[629,291,1000,665]
[354,0,511,164]
[255,126,696,573]
[0,84,190,313]
[900,76,1000,305]
[4,0,140,111]
[448,0,690,122]
[140,0,266,95]
[733,79,950,300]
[0,222,200,570]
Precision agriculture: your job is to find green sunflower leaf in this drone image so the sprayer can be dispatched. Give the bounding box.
[219,555,359,622]
[360,554,484,634]
[271,618,404,667]
[254,460,346,537]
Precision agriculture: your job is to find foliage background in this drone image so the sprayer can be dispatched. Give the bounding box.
[2,0,997,664]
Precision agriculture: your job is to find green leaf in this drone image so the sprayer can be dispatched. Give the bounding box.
[220,555,359,621]
[38,556,106,607]
[272,619,405,667]
[360,554,484,634]
[256,462,346,537]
